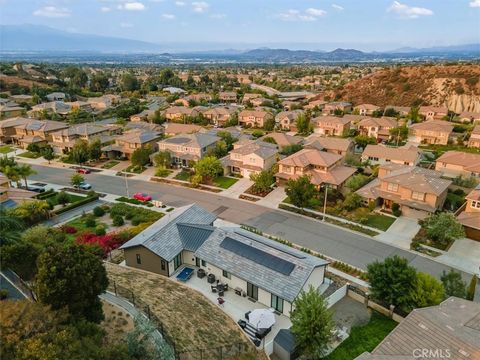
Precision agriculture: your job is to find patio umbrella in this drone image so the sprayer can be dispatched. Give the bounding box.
[249,308,276,329]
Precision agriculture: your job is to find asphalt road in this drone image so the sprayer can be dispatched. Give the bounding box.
[29,164,473,280]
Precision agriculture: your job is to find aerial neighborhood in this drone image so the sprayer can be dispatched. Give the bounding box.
[1,60,479,360]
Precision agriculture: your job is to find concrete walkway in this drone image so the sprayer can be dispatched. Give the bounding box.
[256,187,286,207]
[374,216,420,250]
[221,177,253,199]
[437,238,480,274]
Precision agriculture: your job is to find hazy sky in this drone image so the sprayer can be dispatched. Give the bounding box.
[1,0,479,51]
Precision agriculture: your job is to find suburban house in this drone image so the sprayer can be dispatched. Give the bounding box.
[459,111,480,123]
[238,109,274,128]
[468,125,480,148]
[102,129,162,159]
[0,117,68,148]
[221,140,278,178]
[129,109,156,122]
[357,297,480,359]
[86,94,121,111]
[0,174,36,208]
[435,151,480,178]
[410,120,453,145]
[125,121,164,134]
[65,101,93,112]
[354,104,380,116]
[261,133,302,150]
[242,93,262,104]
[219,91,237,103]
[163,123,202,136]
[304,136,354,157]
[251,97,273,107]
[385,105,410,117]
[419,105,449,120]
[356,164,451,218]
[203,106,236,127]
[164,106,200,121]
[275,110,304,131]
[357,116,398,141]
[276,148,356,189]
[0,104,24,119]
[156,133,219,167]
[304,99,327,110]
[28,101,71,117]
[361,144,420,166]
[9,94,34,104]
[312,116,352,136]
[187,93,213,103]
[457,186,480,241]
[46,92,66,102]
[322,102,352,115]
[120,204,329,317]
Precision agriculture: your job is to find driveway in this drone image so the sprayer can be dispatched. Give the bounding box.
[437,238,480,274]
[374,216,420,249]
[256,186,286,207]
[221,177,252,199]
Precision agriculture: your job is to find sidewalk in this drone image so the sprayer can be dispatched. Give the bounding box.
[221,177,252,199]
[256,186,286,207]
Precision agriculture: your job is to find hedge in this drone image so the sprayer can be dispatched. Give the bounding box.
[53,195,99,215]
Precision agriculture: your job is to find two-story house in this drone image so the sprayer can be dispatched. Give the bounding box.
[218,91,237,103]
[102,129,162,159]
[312,116,352,136]
[238,109,274,128]
[322,102,352,115]
[410,120,453,145]
[156,133,219,167]
[28,101,72,118]
[456,186,480,241]
[275,110,304,131]
[221,140,278,178]
[356,164,451,218]
[304,136,354,157]
[203,106,237,127]
[435,151,480,178]
[358,116,398,141]
[1,118,69,149]
[361,144,420,166]
[276,148,356,189]
[354,104,380,116]
[164,106,200,122]
[242,93,262,104]
[419,106,449,120]
[468,125,480,148]
[163,123,202,136]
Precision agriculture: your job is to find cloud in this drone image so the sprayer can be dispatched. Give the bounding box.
[120,22,133,28]
[161,13,175,19]
[100,6,111,12]
[192,1,209,13]
[388,1,433,19]
[210,13,226,19]
[332,4,344,11]
[118,2,145,11]
[470,0,480,7]
[277,8,326,21]
[175,1,185,5]
[306,8,326,17]
[33,6,71,18]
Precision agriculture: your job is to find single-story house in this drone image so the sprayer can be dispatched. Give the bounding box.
[304,136,354,157]
[435,151,480,178]
[361,144,420,166]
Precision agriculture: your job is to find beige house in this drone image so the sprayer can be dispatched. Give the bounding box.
[322,102,352,115]
[358,116,398,141]
[242,93,262,104]
[203,106,237,127]
[304,136,354,157]
[276,148,356,189]
[164,106,200,121]
[238,109,273,128]
[163,123,202,136]
[419,106,449,120]
[86,94,120,111]
[456,186,480,241]
[28,101,71,117]
[459,111,480,123]
[156,133,219,167]
[354,104,380,116]
[221,140,278,178]
[356,164,451,218]
[468,125,480,148]
[0,105,24,119]
[312,116,352,136]
[275,110,304,131]
[410,120,453,145]
[304,99,327,110]
[435,151,480,178]
[102,129,162,159]
[219,91,237,103]
[261,133,302,149]
[361,144,420,166]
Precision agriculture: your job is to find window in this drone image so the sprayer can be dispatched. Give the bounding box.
[247,282,258,300]
[412,191,425,201]
[368,156,379,161]
[161,260,166,271]
[173,253,182,271]
[472,200,480,209]
[136,254,141,264]
[271,294,284,313]
[201,259,207,267]
[222,270,231,279]
[387,183,399,192]
[195,257,200,267]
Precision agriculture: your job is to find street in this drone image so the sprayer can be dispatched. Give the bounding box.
[29,164,476,280]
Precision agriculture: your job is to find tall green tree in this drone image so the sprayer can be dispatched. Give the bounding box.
[440,269,466,299]
[71,173,85,187]
[295,113,311,135]
[411,272,445,309]
[12,200,50,225]
[15,164,36,190]
[88,138,102,161]
[120,73,139,92]
[250,170,274,194]
[131,146,153,169]
[290,286,334,358]
[354,135,377,150]
[41,145,55,164]
[152,151,171,168]
[36,243,109,323]
[70,139,90,165]
[0,207,24,245]
[90,72,110,92]
[193,156,223,183]
[423,213,465,247]
[285,175,316,208]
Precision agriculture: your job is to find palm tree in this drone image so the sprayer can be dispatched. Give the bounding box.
[0,207,24,245]
[13,200,51,225]
[3,165,21,187]
[15,164,37,190]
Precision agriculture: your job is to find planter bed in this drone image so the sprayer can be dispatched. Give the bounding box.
[53,195,99,215]
[244,185,273,198]
[239,194,261,202]
[116,196,154,207]
[101,160,121,169]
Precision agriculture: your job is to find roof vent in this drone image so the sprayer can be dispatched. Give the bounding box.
[418,323,428,330]
[459,350,469,357]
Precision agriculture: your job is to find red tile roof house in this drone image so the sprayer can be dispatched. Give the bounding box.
[435,151,480,178]
[275,148,356,190]
[468,125,480,148]
[419,106,449,120]
[456,186,480,241]
[261,132,303,150]
[356,164,451,218]
[163,123,202,136]
[354,104,380,116]
[304,136,354,157]
[275,110,304,131]
[361,144,421,166]
[358,116,398,141]
[238,109,274,128]
[410,120,454,145]
[312,115,352,136]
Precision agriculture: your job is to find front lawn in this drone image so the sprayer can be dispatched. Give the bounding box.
[364,214,396,231]
[0,145,14,154]
[17,151,41,159]
[213,176,238,189]
[324,312,397,360]
[174,170,191,181]
[62,216,108,241]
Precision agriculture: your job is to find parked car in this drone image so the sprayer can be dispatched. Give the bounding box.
[74,182,92,190]
[76,168,91,174]
[18,185,46,193]
[133,192,152,202]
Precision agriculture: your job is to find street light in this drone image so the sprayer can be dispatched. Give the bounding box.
[124,171,130,198]
[322,184,329,221]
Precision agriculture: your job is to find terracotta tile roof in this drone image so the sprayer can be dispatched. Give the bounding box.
[457,211,480,230]
[354,104,380,111]
[362,144,419,163]
[436,151,480,173]
[410,120,454,133]
[278,148,342,168]
[305,136,353,153]
[163,123,202,135]
[359,116,397,128]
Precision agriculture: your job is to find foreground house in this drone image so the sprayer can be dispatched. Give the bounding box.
[276,148,356,189]
[357,116,398,141]
[357,297,480,359]
[312,116,352,136]
[221,139,278,177]
[304,136,354,157]
[468,125,480,148]
[435,151,480,178]
[0,117,68,148]
[457,186,480,241]
[354,104,380,116]
[275,110,304,131]
[356,164,451,218]
[102,130,162,159]
[410,120,453,145]
[120,204,329,317]
[238,109,274,128]
[361,144,420,166]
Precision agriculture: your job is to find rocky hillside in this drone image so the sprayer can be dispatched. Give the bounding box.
[324,64,480,113]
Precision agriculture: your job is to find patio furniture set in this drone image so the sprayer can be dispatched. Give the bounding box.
[237,308,276,346]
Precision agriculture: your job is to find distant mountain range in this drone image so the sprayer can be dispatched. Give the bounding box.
[1,24,479,63]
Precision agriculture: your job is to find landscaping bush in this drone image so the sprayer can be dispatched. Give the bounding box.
[112,215,124,227]
[131,216,141,226]
[56,191,70,206]
[0,289,8,300]
[95,225,106,236]
[84,215,96,228]
[76,233,123,257]
[93,206,105,217]
[109,203,162,224]
[60,225,77,234]
[53,194,99,215]
[392,203,402,217]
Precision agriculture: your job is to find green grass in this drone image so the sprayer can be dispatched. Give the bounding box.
[364,214,396,231]
[116,196,154,207]
[323,312,397,360]
[48,193,85,206]
[174,170,191,181]
[101,160,120,169]
[0,145,14,154]
[155,168,173,178]
[124,164,146,174]
[213,176,238,189]
[63,217,108,241]
[17,151,41,159]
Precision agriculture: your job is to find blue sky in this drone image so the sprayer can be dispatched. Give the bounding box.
[1,0,479,51]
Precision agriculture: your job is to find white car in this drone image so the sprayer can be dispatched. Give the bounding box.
[75,182,92,190]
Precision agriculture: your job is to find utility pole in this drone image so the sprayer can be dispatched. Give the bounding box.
[124,171,130,197]
[323,184,328,221]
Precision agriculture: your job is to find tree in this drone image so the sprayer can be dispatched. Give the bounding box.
[121,73,139,92]
[423,213,465,247]
[41,145,55,164]
[216,131,236,150]
[280,144,303,156]
[90,72,109,92]
[36,243,108,323]
[153,151,171,168]
[0,207,24,245]
[210,140,228,158]
[15,164,36,190]
[411,272,445,309]
[131,146,153,169]
[342,193,363,211]
[263,117,276,131]
[70,139,89,165]
[441,269,467,299]
[56,191,70,206]
[345,174,370,192]
[295,113,311,135]
[290,286,334,358]
[285,175,316,208]
[71,173,85,187]
[193,156,223,183]
[389,125,409,141]
[88,138,102,162]
[466,274,477,301]
[354,135,377,150]
[366,255,417,310]
[250,170,274,194]
[12,200,50,225]
[1,239,40,280]
[3,165,20,187]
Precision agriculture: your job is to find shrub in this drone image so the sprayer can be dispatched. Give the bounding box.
[0,289,8,300]
[61,225,77,234]
[95,225,106,236]
[83,215,96,228]
[56,191,70,206]
[93,206,105,217]
[112,215,124,227]
[76,233,123,257]
[131,216,141,226]
[125,212,134,220]
[392,203,402,217]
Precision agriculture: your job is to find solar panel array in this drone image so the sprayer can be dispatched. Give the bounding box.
[220,237,295,276]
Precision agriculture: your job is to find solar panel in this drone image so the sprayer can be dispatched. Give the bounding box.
[220,237,295,275]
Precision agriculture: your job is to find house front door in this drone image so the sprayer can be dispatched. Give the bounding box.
[247,282,258,300]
